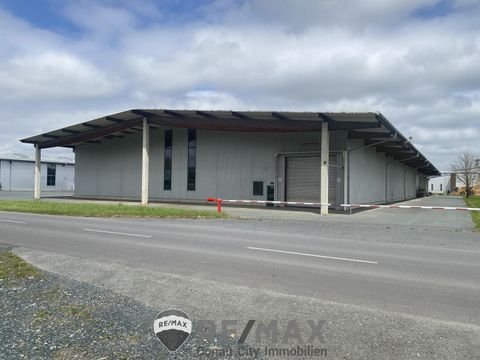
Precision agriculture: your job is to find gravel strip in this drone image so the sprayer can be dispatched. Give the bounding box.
[0,252,258,360]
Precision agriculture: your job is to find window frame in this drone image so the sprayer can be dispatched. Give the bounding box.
[187,129,196,191]
[46,163,56,187]
[253,181,264,196]
[164,129,173,191]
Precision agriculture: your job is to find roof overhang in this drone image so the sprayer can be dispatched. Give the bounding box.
[19,109,440,176]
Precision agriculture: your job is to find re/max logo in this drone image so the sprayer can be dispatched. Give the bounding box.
[158,320,189,328]
[196,319,326,344]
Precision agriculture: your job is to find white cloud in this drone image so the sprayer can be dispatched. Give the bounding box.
[0,0,479,170]
[0,9,62,59]
[0,52,122,100]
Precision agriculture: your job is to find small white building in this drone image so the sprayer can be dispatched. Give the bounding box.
[0,154,74,192]
[428,173,456,194]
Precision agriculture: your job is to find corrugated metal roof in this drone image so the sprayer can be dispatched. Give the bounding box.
[18,108,439,176]
[0,153,74,164]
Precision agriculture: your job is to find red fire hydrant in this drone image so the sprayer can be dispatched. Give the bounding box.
[207,197,222,213]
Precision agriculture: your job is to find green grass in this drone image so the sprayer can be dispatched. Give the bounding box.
[464,196,480,230]
[0,251,41,283]
[0,200,226,219]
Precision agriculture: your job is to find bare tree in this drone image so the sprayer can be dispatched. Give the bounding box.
[451,152,480,197]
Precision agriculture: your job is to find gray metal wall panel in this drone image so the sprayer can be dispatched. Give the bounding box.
[151,128,338,200]
[75,133,141,199]
[121,135,142,198]
[75,144,99,196]
[386,160,406,202]
[349,141,387,204]
[405,169,417,198]
[10,161,32,190]
[75,127,345,201]
[97,142,121,197]
[75,130,423,205]
[349,139,421,204]
[0,160,10,190]
[0,160,74,191]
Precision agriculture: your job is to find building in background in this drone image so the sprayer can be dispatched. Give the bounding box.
[428,173,457,194]
[20,109,440,213]
[0,154,74,192]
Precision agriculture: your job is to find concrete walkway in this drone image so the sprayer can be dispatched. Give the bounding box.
[45,195,476,229]
[1,191,474,229]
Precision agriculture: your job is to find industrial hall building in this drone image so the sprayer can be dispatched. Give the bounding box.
[21,109,440,214]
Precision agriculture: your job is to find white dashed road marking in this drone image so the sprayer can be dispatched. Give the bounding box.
[247,246,378,264]
[0,219,27,224]
[82,228,152,238]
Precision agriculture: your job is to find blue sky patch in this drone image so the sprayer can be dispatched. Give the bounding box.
[413,0,454,19]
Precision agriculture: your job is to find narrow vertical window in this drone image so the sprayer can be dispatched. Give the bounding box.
[164,130,172,190]
[47,163,56,186]
[187,129,196,191]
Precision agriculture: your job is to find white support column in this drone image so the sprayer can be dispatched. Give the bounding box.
[320,122,329,215]
[34,144,41,200]
[343,150,348,211]
[141,117,150,206]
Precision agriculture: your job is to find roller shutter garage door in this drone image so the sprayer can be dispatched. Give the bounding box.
[286,155,339,207]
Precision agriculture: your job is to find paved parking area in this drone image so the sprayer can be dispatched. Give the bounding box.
[349,196,474,229]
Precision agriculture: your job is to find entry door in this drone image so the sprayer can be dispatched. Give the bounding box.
[286,157,320,203]
[285,155,340,207]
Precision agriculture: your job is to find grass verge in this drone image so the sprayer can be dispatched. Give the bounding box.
[0,250,41,284]
[0,200,226,219]
[464,196,480,230]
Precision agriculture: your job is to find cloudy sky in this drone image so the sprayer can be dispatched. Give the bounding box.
[0,0,479,170]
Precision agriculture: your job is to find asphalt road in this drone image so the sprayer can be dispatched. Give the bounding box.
[1,197,479,327]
